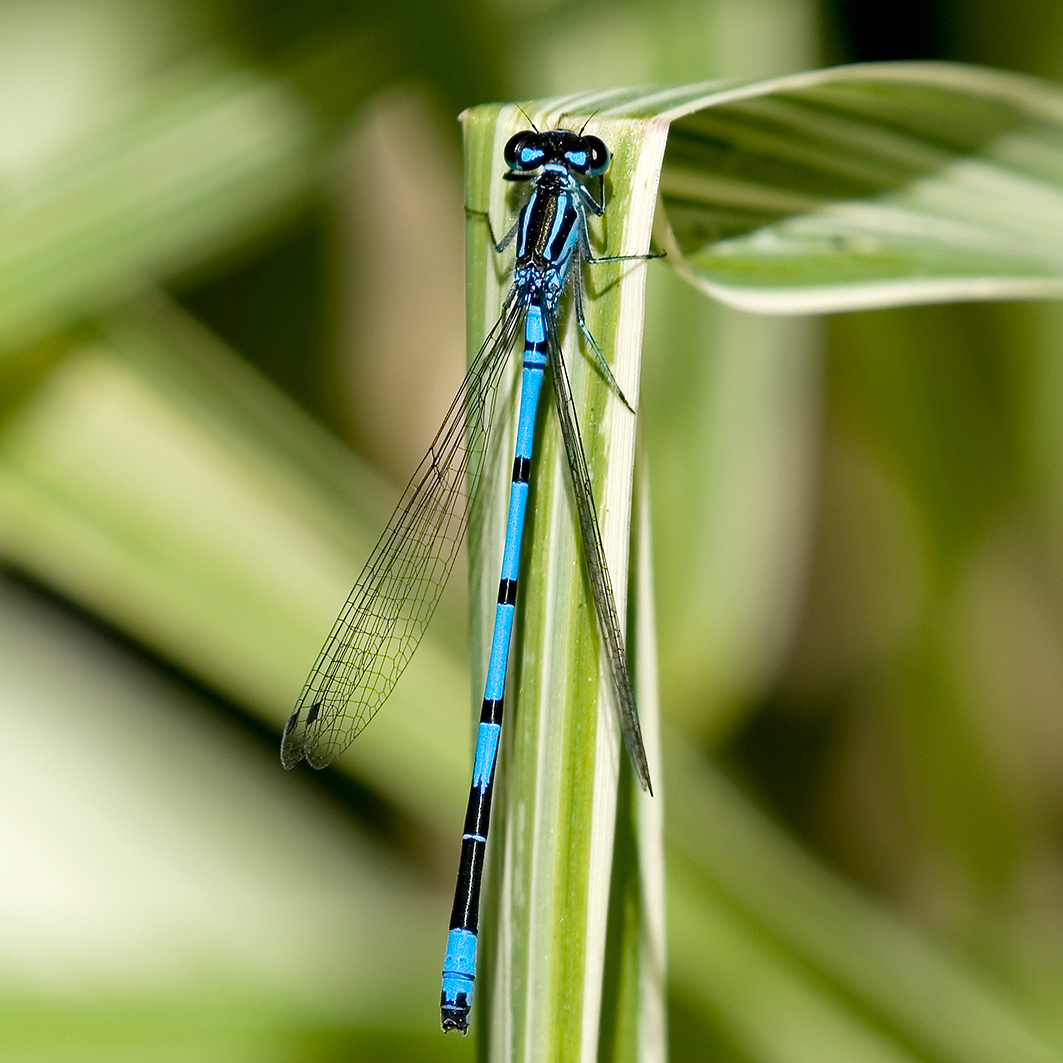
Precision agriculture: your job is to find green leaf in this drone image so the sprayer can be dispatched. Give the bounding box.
[0,299,471,826]
[667,739,1063,1063]
[460,63,1063,1060]
[460,103,667,1060]
[650,62,1063,311]
[0,42,374,358]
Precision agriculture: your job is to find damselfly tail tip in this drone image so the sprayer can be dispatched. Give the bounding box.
[440,1015,469,1036]
[440,997,470,1035]
[441,928,475,1033]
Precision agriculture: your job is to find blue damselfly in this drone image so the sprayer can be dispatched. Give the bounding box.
[282,123,654,1033]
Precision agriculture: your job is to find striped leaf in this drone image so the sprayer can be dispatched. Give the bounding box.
[462,62,1063,1062]
[461,105,666,1062]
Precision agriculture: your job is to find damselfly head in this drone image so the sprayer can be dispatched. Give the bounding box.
[503,128,610,179]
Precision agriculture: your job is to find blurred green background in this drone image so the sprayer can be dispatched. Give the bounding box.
[4,0,1063,1060]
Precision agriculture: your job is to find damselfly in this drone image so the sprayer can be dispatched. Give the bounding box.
[281,123,654,1033]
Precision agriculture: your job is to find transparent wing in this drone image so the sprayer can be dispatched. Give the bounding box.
[548,327,653,794]
[282,300,525,769]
